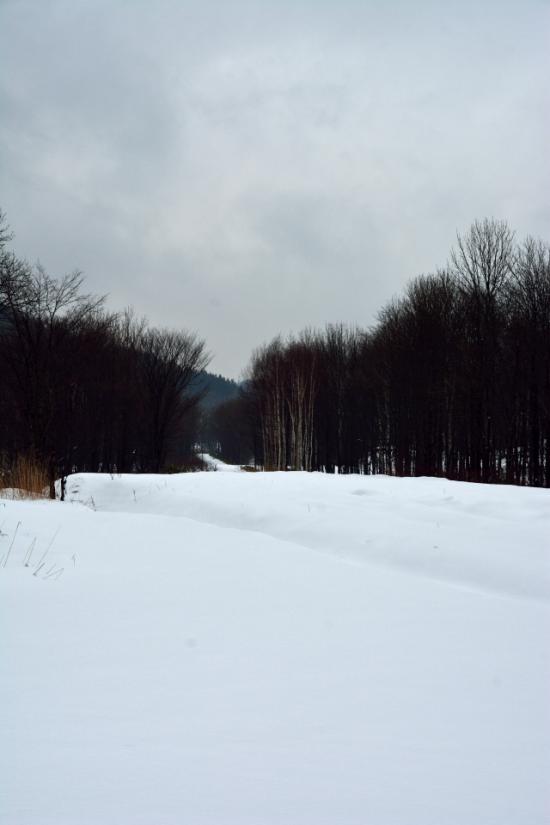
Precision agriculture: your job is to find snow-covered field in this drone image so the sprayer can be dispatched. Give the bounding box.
[1,468,549,824]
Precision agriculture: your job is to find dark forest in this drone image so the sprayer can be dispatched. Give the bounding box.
[2,212,549,489]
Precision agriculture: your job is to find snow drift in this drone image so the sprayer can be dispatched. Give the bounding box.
[1,470,549,825]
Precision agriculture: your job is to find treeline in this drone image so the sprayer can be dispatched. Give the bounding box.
[0,211,209,496]
[244,219,550,486]
[3,211,549,488]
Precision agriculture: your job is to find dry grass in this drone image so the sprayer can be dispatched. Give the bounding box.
[0,455,50,500]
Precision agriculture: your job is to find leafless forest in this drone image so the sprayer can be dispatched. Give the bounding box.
[2,212,549,488]
[229,219,550,486]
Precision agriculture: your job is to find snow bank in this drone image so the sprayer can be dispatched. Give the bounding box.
[67,470,550,602]
[1,472,549,824]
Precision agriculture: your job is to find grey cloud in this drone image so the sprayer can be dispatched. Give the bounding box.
[1,0,549,376]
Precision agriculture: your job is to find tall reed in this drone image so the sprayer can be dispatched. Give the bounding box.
[0,455,49,499]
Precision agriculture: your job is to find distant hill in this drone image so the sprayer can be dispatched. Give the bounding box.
[192,371,241,410]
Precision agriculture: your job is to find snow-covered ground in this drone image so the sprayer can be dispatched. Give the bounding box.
[1,470,549,824]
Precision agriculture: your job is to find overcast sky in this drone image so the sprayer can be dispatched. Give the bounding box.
[1,0,549,377]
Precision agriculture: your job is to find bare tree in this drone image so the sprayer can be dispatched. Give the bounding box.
[0,263,105,495]
[137,329,210,471]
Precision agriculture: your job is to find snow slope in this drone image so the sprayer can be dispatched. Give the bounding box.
[1,471,549,825]
[67,470,550,601]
